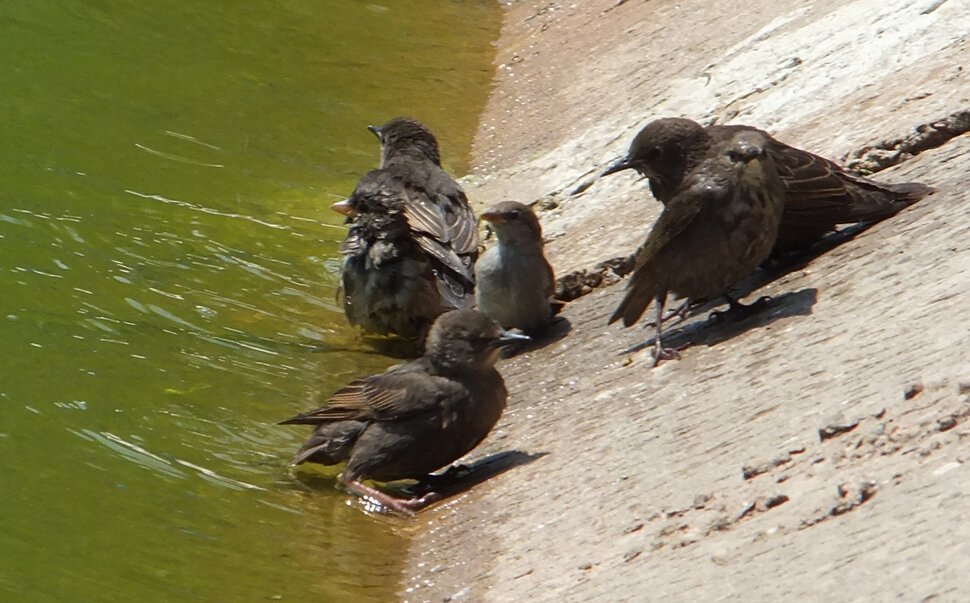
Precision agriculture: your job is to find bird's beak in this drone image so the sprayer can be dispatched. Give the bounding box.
[730,138,766,163]
[479,210,503,224]
[493,330,531,349]
[601,156,634,177]
[367,124,382,140]
[330,198,354,217]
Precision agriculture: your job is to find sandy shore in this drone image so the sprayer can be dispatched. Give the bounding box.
[403,1,970,600]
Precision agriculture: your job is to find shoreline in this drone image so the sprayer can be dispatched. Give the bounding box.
[403,1,970,600]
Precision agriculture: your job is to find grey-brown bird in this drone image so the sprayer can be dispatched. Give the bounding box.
[333,117,479,345]
[279,309,527,516]
[475,201,560,335]
[604,117,933,255]
[608,129,787,365]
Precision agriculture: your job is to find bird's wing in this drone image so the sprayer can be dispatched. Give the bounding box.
[278,367,460,425]
[768,138,929,225]
[609,161,729,326]
[634,167,721,269]
[404,193,476,278]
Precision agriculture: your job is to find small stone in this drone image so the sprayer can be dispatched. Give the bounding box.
[623,548,642,562]
[578,561,593,571]
[623,521,645,535]
[938,416,958,432]
[904,383,924,400]
[762,494,790,510]
[711,550,731,566]
[819,413,860,441]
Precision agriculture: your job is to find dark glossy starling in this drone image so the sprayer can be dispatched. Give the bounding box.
[475,201,560,335]
[608,129,787,364]
[604,117,933,255]
[279,309,527,515]
[334,117,478,344]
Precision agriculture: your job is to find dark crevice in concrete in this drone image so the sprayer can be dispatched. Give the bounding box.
[555,252,636,302]
[843,108,970,174]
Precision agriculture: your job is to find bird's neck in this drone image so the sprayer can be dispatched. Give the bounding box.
[382,146,441,167]
[495,235,543,254]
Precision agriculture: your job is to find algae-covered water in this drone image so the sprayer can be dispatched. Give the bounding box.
[0,2,500,600]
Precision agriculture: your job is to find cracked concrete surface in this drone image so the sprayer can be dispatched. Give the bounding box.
[400,1,970,600]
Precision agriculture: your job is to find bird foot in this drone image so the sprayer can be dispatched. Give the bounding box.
[396,491,443,513]
[651,343,683,367]
[709,295,772,322]
[646,299,696,328]
[343,478,442,517]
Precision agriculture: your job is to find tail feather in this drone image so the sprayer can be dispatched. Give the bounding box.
[886,181,935,203]
[609,275,659,326]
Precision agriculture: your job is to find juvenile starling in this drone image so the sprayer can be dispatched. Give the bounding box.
[475,201,560,335]
[334,117,479,344]
[604,117,933,254]
[279,309,527,516]
[608,129,787,364]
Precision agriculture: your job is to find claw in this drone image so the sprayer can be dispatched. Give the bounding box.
[342,476,442,517]
[710,295,772,322]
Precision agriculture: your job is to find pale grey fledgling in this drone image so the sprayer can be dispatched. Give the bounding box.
[279,310,527,516]
[474,201,559,335]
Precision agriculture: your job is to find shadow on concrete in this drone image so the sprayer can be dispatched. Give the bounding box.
[621,287,818,356]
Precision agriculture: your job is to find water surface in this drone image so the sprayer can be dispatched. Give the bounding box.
[0,2,500,601]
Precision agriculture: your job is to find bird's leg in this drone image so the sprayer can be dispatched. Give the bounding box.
[666,298,695,325]
[340,475,441,517]
[710,294,772,321]
[651,294,682,367]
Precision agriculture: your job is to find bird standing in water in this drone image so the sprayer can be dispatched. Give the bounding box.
[334,117,478,346]
[279,310,527,516]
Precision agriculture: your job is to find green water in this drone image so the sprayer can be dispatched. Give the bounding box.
[0,2,501,601]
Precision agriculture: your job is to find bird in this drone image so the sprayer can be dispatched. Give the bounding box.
[603,117,933,256]
[608,128,787,365]
[475,201,561,335]
[279,309,528,516]
[333,117,479,346]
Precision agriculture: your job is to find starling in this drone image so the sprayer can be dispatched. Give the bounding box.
[279,309,527,516]
[604,117,933,255]
[334,117,479,344]
[475,201,560,335]
[608,129,787,364]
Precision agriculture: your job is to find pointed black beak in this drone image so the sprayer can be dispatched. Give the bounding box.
[602,156,634,177]
[367,124,382,140]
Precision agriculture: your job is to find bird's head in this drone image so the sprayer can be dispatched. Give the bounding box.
[479,201,543,245]
[602,118,711,198]
[425,310,529,371]
[369,117,442,167]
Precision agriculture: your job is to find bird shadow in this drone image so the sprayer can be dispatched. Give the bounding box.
[287,450,546,514]
[621,288,818,356]
[402,450,548,499]
[502,316,572,358]
[761,222,874,283]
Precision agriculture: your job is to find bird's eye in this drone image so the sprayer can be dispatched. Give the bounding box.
[644,146,661,161]
[504,210,520,220]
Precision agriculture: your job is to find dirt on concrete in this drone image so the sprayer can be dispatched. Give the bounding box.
[401,1,970,601]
